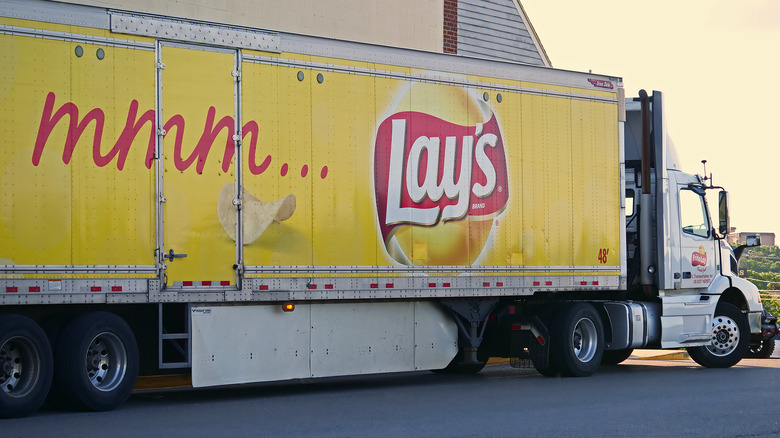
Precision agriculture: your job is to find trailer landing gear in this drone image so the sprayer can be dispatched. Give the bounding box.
[438,299,498,374]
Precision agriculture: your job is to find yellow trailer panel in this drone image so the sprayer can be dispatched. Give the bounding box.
[1,16,621,288]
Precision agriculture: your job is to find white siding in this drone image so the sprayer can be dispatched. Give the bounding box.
[55,0,444,52]
[458,0,546,66]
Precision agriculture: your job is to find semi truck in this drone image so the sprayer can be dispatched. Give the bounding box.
[0,0,763,418]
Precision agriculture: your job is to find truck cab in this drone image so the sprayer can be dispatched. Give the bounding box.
[623,91,763,365]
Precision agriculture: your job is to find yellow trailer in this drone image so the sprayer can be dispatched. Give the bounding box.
[0,0,761,418]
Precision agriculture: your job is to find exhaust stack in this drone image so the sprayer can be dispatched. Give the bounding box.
[638,90,655,296]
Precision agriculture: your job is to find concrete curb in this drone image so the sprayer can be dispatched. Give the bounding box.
[485,350,691,367]
[633,351,690,361]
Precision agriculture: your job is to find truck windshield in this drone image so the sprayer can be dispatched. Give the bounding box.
[680,189,710,238]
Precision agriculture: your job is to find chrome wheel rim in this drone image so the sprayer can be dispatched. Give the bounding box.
[572,317,598,363]
[0,336,40,398]
[85,332,127,392]
[706,315,740,357]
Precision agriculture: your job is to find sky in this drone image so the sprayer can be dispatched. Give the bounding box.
[521,0,780,242]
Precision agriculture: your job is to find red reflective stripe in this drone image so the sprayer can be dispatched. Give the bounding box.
[385,283,394,288]
[29,286,41,292]
[182,281,193,287]
[581,281,587,285]
[6,286,18,293]
[545,281,552,286]
[220,281,231,286]
[443,282,451,288]
[91,286,102,292]
[537,335,546,346]
[370,283,378,289]
[111,286,122,292]
[533,281,540,286]
[496,282,504,287]
[483,282,490,287]
[258,285,269,291]
[508,305,516,315]
[428,283,436,287]
[202,281,212,286]
[325,284,334,289]
[592,281,599,286]
[308,284,317,289]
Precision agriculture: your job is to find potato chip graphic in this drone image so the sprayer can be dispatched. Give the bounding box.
[374,82,508,266]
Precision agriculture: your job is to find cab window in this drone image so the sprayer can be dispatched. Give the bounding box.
[625,189,635,217]
[680,189,710,238]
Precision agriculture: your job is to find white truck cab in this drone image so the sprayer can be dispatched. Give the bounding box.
[624,92,762,365]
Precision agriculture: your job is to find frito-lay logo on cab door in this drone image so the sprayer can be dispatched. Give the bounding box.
[374,84,508,266]
[692,246,708,267]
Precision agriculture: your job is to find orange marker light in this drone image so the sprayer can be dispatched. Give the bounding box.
[282,302,295,312]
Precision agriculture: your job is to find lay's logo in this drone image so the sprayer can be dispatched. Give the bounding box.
[372,85,509,266]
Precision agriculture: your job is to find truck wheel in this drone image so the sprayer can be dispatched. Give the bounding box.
[687,303,749,368]
[746,338,775,359]
[601,348,634,366]
[0,315,53,418]
[550,303,604,377]
[54,312,138,411]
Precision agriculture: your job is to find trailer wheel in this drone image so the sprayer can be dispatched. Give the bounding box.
[54,312,138,411]
[550,303,604,377]
[0,315,53,418]
[601,348,634,366]
[687,303,749,368]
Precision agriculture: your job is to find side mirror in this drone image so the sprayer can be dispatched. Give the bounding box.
[734,234,761,261]
[718,191,730,235]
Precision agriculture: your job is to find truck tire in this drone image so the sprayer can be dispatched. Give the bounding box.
[687,303,749,368]
[549,303,604,377]
[601,348,634,366]
[54,312,138,411]
[0,315,54,418]
[746,338,775,359]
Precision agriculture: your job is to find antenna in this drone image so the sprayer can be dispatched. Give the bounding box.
[701,160,712,186]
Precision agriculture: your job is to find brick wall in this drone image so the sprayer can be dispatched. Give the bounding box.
[443,0,457,53]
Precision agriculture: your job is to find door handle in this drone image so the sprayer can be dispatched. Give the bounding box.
[163,249,187,262]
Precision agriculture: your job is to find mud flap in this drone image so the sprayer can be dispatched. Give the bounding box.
[509,318,549,369]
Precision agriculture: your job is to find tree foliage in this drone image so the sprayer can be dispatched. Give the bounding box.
[738,245,780,316]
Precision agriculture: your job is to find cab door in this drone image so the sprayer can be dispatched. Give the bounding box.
[158,43,239,287]
[659,183,720,348]
[677,187,718,289]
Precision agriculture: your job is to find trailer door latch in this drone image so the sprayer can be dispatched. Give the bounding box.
[163,249,187,262]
